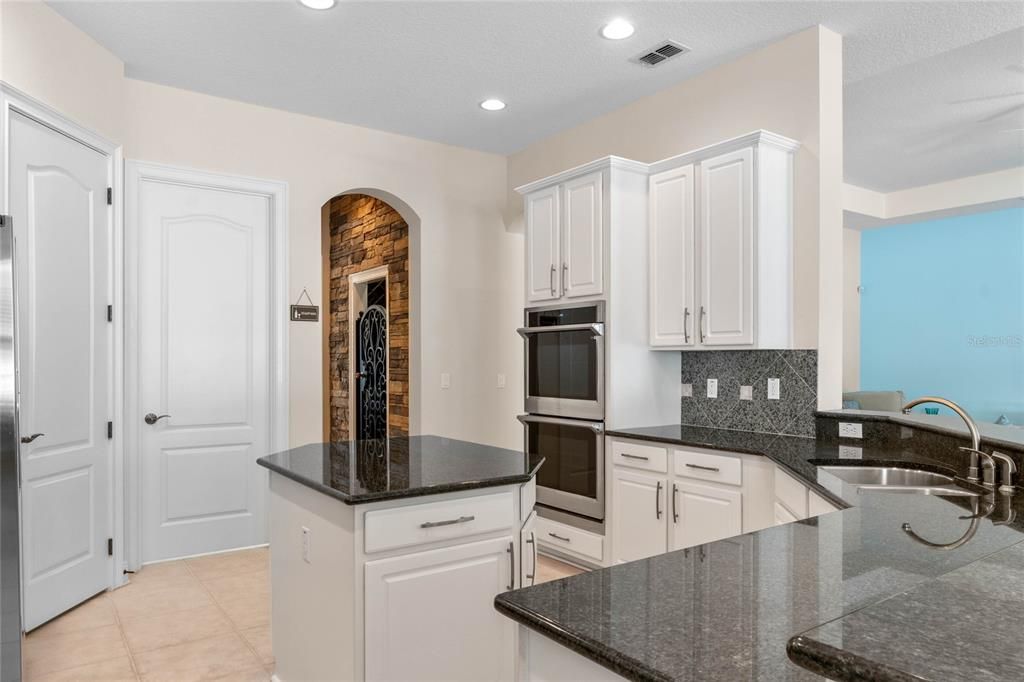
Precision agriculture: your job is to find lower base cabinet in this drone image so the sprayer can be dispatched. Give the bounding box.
[610,468,667,563]
[364,536,516,681]
[672,480,742,549]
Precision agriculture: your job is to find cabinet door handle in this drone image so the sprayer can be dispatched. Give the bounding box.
[525,531,537,585]
[672,483,679,523]
[548,532,571,542]
[620,453,649,461]
[549,264,556,296]
[699,306,706,343]
[562,263,568,293]
[655,480,663,520]
[685,463,720,473]
[420,515,475,529]
[683,307,691,344]
[507,541,515,590]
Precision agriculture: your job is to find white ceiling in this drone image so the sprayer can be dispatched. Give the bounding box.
[47,1,1024,192]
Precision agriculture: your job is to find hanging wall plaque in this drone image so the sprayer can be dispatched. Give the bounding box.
[290,288,319,322]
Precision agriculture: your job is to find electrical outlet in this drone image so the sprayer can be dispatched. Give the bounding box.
[707,378,718,399]
[301,526,312,563]
[839,445,863,459]
[839,422,863,438]
[767,378,781,400]
[496,373,506,389]
[440,373,451,389]
[739,385,753,401]
[681,383,693,398]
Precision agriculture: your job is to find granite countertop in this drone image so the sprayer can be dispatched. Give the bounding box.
[497,424,1024,681]
[257,435,541,504]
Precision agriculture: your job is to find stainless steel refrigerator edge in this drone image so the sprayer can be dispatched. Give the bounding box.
[0,215,23,680]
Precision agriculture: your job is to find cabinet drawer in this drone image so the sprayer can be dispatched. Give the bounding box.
[535,516,604,563]
[610,439,668,473]
[774,467,808,519]
[674,448,742,486]
[364,492,514,554]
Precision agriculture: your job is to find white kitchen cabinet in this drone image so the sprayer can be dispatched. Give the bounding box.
[773,465,840,525]
[647,131,800,350]
[671,480,742,550]
[365,536,516,682]
[520,510,538,588]
[774,501,800,525]
[562,171,604,298]
[610,468,667,564]
[649,164,696,347]
[525,185,561,303]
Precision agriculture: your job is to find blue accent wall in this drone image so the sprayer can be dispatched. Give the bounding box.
[860,207,1024,424]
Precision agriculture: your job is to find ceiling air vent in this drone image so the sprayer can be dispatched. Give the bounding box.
[635,41,690,67]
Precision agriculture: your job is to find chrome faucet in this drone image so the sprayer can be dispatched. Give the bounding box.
[902,397,983,482]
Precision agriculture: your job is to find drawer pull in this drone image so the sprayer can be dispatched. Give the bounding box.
[686,463,720,473]
[548,532,571,542]
[620,453,650,461]
[420,515,475,529]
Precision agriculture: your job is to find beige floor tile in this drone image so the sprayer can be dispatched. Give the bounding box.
[134,633,262,681]
[24,624,129,677]
[29,594,117,638]
[111,582,214,620]
[120,604,234,654]
[210,665,272,682]
[26,655,137,682]
[239,625,273,666]
[186,548,268,582]
[535,555,586,584]
[124,560,197,593]
[216,594,270,630]
[202,569,269,604]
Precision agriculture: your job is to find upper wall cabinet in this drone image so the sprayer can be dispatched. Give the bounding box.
[523,170,605,303]
[649,131,799,350]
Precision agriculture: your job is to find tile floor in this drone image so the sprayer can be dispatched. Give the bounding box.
[24,547,584,681]
[24,547,272,682]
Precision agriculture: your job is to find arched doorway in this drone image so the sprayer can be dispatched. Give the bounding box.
[321,191,417,443]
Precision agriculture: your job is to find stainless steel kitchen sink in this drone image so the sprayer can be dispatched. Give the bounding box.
[819,466,980,497]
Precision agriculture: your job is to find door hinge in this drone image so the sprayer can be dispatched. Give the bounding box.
[107,421,113,439]
[107,305,113,322]
[107,187,113,205]
[107,538,113,556]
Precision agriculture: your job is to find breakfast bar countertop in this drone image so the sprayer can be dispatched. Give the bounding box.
[497,424,1024,682]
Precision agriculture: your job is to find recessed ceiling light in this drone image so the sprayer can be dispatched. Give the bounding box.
[299,0,335,9]
[480,99,506,111]
[601,18,635,40]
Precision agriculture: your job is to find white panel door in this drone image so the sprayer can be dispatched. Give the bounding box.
[525,186,560,303]
[364,536,515,681]
[699,148,754,346]
[135,171,270,562]
[562,171,603,298]
[649,165,696,347]
[9,112,112,630]
[610,468,666,564]
[671,480,742,550]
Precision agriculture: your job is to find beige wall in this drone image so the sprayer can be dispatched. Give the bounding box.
[509,26,832,350]
[3,0,525,450]
[842,228,861,392]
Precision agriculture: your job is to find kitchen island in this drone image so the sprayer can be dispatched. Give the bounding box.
[258,436,540,682]
[496,422,1024,681]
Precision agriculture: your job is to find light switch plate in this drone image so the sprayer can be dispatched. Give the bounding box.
[681,383,693,398]
[839,422,863,438]
[739,385,753,401]
[767,378,781,400]
[496,373,506,389]
[301,526,311,563]
[707,378,718,399]
[440,372,451,389]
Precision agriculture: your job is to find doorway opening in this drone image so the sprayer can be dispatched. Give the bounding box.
[322,193,412,443]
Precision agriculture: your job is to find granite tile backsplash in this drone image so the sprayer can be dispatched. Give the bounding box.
[680,350,818,437]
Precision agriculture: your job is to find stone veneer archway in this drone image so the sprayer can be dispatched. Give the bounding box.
[322,193,410,442]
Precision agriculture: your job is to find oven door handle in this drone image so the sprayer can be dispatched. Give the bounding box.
[516,322,605,338]
[517,414,604,433]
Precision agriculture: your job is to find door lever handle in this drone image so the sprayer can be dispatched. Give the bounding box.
[144,413,171,425]
[20,433,44,444]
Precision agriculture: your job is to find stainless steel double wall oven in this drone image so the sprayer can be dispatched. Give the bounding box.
[518,302,605,521]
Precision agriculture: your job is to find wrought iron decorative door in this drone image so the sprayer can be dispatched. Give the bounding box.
[356,304,388,441]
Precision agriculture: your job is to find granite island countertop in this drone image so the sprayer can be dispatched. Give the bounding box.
[496,424,1024,682]
[257,435,541,504]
